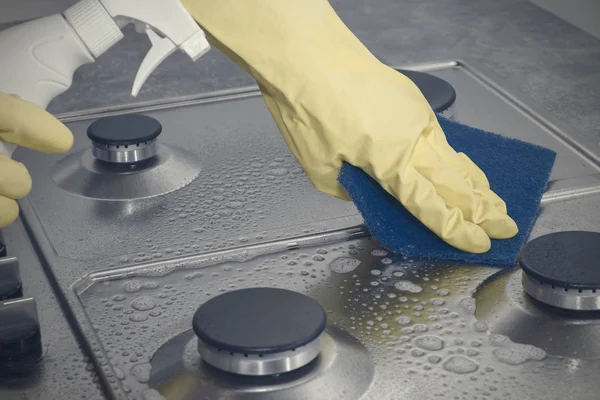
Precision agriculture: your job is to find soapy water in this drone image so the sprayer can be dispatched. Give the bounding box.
[491,339,547,365]
[79,239,552,399]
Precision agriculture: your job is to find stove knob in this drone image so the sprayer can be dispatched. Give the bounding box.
[0,298,42,374]
[0,257,22,301]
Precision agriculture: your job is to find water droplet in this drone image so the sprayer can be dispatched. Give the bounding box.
[371,249,388,256]
[112,295,126,302]
[131,363,151,383]
[493,345,546,365]
[474,321,489,332]
[443,356,479,374]
[466,349,479,357]
[267,168,289,176]
[395,281,423,293]
[371,269,382,276]
[131,296,156,311]
[393,271,405,278]
[489,334,510,346]
[396,316,412,325]
[458,297,476,314]
[226,201,244,209]
[123,281,142,293]
[143,282,158,289]
[218,210,232,217]
[129,313,148,322]
[415,335,444,351]
[330,257,361,274]
[411,349,425,357]
[428,355,442,364]
[114,366,125,380]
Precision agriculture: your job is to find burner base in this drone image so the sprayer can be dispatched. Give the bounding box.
[522,272,600,311]
[198,335,322,376]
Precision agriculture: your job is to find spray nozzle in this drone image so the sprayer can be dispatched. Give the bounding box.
[64,0,210,98]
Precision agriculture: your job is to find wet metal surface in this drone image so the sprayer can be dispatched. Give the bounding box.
[4,59,600,399]
[1,1,600,398]
[75,236,600,400]
[53,144,203,201]
[0,219,104,400]
[476,269,600,360]
[13,61,600,264]
[152,326,374,400]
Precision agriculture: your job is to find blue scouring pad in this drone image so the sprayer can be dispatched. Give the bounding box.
[338,116,556,267]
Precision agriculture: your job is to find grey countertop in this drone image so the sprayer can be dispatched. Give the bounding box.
[1,0,599,399]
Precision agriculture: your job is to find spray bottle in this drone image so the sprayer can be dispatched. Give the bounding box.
[0,0,210,158]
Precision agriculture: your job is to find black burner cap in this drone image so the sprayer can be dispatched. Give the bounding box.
[397,69,456,114]
[192,287,327,355]
[518,231,600,290]
[87,114,162,146]
[0,312,42,372]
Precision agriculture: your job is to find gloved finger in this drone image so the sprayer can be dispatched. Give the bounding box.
[0,196,19,229]
[377,162,491,254]
[457,152,508,214]
[259,85,351,201]
[427,125,508,214]
[0,92,73,153]
[412,138,518,240]
[0,155,32,199]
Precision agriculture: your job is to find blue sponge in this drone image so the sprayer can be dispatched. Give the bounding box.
[338,116,556,267]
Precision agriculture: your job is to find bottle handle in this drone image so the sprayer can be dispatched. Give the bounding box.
[0,15,94,159]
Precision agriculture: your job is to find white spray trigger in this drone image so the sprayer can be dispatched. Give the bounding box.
[131,26,177,97]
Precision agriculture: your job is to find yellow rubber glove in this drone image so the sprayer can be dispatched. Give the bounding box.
[0,92,73,228]
[183,0,518,253]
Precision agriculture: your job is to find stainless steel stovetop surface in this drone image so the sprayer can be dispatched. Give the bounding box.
[6,60,600,399]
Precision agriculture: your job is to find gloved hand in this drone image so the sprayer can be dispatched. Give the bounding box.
[182,0,518,253]
[0,92,73,228]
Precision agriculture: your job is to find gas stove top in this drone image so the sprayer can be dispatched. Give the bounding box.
[7,60,600,399]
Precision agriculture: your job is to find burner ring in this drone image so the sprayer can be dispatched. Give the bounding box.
[521,273,600,311]
[90,138,158,164]
[197,335,323,376]
[518,231,600,310]
[87,114,162,164]
[192,287,327,376]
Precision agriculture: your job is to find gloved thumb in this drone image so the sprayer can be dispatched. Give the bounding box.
[0,92,73,154]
